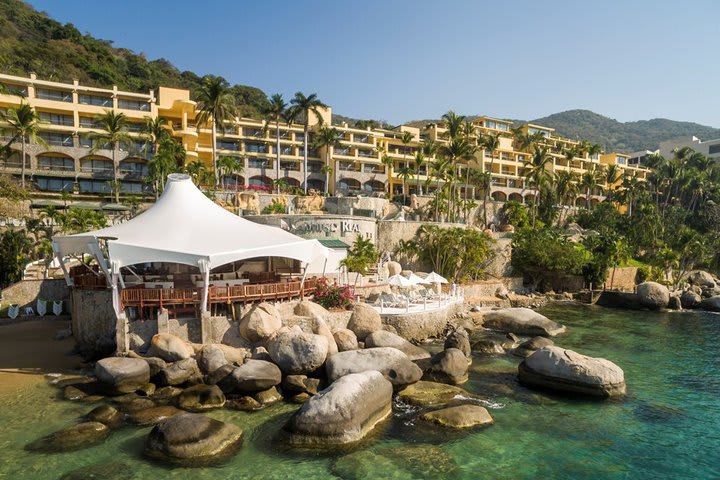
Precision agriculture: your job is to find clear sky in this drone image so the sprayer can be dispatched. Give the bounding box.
[26,0,720,126]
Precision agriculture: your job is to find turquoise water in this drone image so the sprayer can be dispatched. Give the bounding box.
[1,304,719,479]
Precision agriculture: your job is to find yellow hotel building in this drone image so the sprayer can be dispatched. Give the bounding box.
[0,72,649,204]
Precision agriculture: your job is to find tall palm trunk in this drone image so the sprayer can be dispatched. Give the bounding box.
[325,150,330,195]
[275,120,281,194]
[303,123,309,194]
[112,143,120,203]
[211,122,219,187]
[20,136,26,188]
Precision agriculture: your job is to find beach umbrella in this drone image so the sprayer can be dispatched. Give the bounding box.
[425,271,449,284]
[388,274,414,288]
[406,272,430,285]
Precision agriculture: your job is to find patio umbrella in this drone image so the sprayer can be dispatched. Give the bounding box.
[425,271,449,284]
[388,273,414,288]
[406,272,430,285]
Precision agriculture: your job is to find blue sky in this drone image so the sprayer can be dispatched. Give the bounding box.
[27,0,720,126]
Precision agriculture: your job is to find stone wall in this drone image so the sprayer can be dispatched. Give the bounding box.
[324,196,388,218]
[601,267,638,292]
[71,288,116,358]
[1,279,71,311]
[381,302,465,342]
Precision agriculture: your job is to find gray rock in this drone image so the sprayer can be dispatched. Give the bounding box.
[59,461,134,480]
[444,328,471,359]
[364,330,431,361]
[471,332,518,354]
[481,308,566,336]
[333,329,359,352]
[217,359,281,393]
[282,374,320,395]
[128,405,184,426]
[422,348,469,385]
[701,295,720,312]
[294,300,330,321]
[254,386,283,405]
[128,333,150,353]
[325,347,422,389]
[396,381,478,408]
[198,345,227,375]
[668,296,682,310]
[346,303,382,341]
[689,270,716,288]
[239,302,282,343]
[518,346,626,397]
[157,358,203,386]
[637,282,670,310]
[267,328,328,375]
[145,413,244,465]
[26,422,110,452]
[144,357,168,377]
[177,384,226,412]
[95,357,150,394]
[314,318,339,356]
[513,336,554,358]
[86,405,122,428]
[147,333,194,362]
[680,290,702,309]
[226,396,262,411]
[419,404,494,429]
[64,386,86,401]
[284,371,393,445]
[251,346,272,362]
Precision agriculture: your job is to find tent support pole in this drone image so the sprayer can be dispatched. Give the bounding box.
[321,258,328,279]
[299,262,309,298]
[52,242,73,287]
[201,268,210,314]
[111,273,121,317]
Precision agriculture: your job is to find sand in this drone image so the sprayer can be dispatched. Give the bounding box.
[0,317,86,393]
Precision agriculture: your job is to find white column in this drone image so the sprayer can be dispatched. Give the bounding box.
[201,266,210,314]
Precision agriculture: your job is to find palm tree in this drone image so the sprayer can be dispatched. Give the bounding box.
[420,139,438,196]
[148,139,185,197]
[195,76,238,188]
[438,137,475,222]
[290,92,327,194]
[0,103,44,188]
[441,111,465,140]
[397,165,413,204]
[604,164,624,203]
[522,146,553,224]
[554,170,579,224]
[481,133,501,226]
[579,168,601,210]
[312,125,342,195]
[217,155,244,191]
[184,160,208,186]
[263,94,287,193]
[89,110,131,202]
[142,116,170,158]
[413,149,426,198]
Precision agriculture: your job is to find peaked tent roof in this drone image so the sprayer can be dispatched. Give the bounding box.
[53,174,329,271]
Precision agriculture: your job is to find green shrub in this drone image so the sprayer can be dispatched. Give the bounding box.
[261,201,286,214]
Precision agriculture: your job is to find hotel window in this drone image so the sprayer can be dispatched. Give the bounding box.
[81,158,114,174]
[38,132,73,147]
[280,161,300,171]
[245,142,267,153]
[307,161,323,173]
[36,88,72,102]
[36,177,74,192]
[354,134,369,143]
[243,128,263,138]
[120,182,148,193]
[38,155,74,171]
[339,161,357,171]
[307,148,319,158]
[248,158,269,169]
[1,83,28,96]
[616,156,626,165]
[126,123,144,133]
[708,144,720,155]
[363,164,385,174]
[118,98,150,111]
[120,161,148,177]
[79,117,101,128]
[358,149,374,158]
[79,180,111,193]
[223,126,237,135]
[527,127,549,137]
[79,94,113,107]
[280,146,293,155]
[39,112,74,126]
[218,140,240,151]
[295,133,305,142]
[334,147,351,156]
[79,136,110,149]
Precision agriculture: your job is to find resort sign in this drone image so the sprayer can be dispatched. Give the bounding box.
[293,220,361,235]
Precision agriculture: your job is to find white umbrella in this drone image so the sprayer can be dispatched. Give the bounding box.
[388,274,414,288]
[406,272,430,285]
[425,271,449,284]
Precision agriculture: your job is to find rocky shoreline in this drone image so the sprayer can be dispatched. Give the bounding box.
[31,299,626,469]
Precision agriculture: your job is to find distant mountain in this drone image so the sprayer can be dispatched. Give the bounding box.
[406,110,720,154]
[0,0,270,117]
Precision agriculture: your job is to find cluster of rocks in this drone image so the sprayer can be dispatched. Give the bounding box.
[35,301,627,468]
[597,272,720,312]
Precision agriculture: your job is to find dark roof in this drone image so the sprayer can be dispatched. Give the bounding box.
[318,239,350,249]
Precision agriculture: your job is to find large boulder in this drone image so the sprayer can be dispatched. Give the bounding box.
[481,308,566,337]
[284,371,393,445]
[147,333,194,362]
[95,357,150,394]
[216,359,282,393]
[419,404,494,429]
[688,270,716,288]
[294,300,330,321]
[86,405,122,429]
[326,347,422,388]
[314,318,339,356]
[422,348,469,385]
[636,282,670,310]
[157,358,203,387]
[177,384,226,412]
[386,261,402,276]
[396,381,477,408]
[145,414,244,465]
[267,328,328,375]
[198,345,227,375]
[239,302,282,343]
[444,328,471,360]
[364,330,430,361]
[26,422,110,452]
[346,303,382,341]
[333,329,359,352]
[518,346,626,397]
[680,290,702,309]
[701,296,720,312]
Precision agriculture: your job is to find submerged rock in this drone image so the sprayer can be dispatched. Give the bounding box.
[364,330,431,360]
[177,384,226,412]
[481,308,566,337]
[513,336,554,358]
[26,422,110,452]
[419,404,494,429]
[95,357,150,394]
[637,282,670,310]
[284,371,392,445]
[86,405,122,428]
[128,405,184,426]
[60,461,134,480]
[326,347,422,389]
[518,346,626,397]
[226,396,262,411]
[378,444,457,479]
[145,413,244,465]
[396,380,477,408]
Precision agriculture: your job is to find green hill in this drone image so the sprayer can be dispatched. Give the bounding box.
[0,0,269,117]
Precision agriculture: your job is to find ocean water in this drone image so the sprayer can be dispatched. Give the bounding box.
[1,304,719,480]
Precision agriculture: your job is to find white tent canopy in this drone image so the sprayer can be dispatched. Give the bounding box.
[388,274,414,288]
[406,272,430,285]
[425,271,449,284]
[53,174,329,273]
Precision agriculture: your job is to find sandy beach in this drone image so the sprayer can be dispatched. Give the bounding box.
[0,317,86,394]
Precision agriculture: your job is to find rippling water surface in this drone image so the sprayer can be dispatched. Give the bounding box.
[1,304,718,479]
